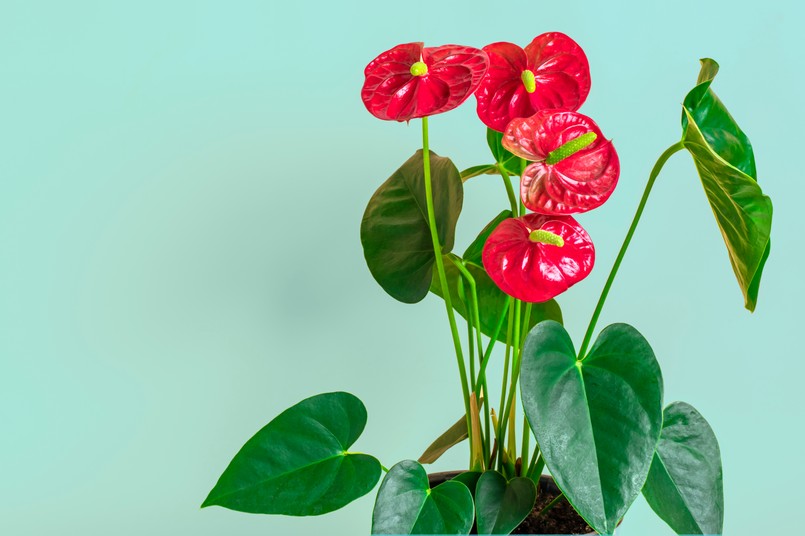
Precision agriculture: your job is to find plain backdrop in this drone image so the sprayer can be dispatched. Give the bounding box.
[1,1,802,534]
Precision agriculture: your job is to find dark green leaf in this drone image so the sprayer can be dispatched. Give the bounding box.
[475,471,537,535]
[372,460,474,534]
[202,392,381,516]
[681,59,773,311]
[487,128,526,176]
[463,210,513,266]
[418,414,468,465]
[520,322,664,534]
[452,471,482,499]
[461,164,498,182]
[643,402,724,535]
[361,150,463,303]
[430,257,562,343]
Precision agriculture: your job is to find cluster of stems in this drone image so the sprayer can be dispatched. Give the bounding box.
[419,116,683,480]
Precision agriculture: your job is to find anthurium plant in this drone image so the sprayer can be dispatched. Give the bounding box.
[202,33,773,535]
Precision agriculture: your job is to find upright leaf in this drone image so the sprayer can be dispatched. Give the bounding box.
[681,59,773,311]
[519,322,663,534]
[487,128,526,176]
[202,392,381,516]
[361,150,463,303]
[372,460,474,534]
[643,402,724,535]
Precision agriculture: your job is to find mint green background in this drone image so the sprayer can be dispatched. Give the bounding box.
[1,1,800,534]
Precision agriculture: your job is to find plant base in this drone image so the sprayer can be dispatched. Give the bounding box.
[428,471,593,535]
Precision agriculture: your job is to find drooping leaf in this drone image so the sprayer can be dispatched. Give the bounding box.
[202,392,381,516]
[681,58,773,311]
[643,402,724,535]
[475,470,537,535]
[487,128,526,176]
[418,414,468,465]
[372,460,474,535]
[361,150,463,303]
[519,321,664,534]
[430,258,562,343]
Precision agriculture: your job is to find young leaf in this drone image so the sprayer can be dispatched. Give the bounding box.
[462,210,513,266]
[519,321,664,534]
[372,460,474,534]
[642,402,724,535]
[461,164,498,182]
[474,470,537,535]
[361,150,463,303]
[202,392,381,516]
[681,59,773,311]
[487,128,526,176]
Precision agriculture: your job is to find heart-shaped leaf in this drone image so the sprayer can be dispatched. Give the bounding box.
[475,470,537,535]
[519,321,663,534]
[643,402,724,535]
[372,460,474,534]
[681,59,773,311]
[202,392,381,516]
[361,149,463,303]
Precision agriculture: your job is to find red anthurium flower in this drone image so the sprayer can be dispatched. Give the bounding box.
[502,110,619,215]
[362,43,488,122]
[475,32,591,132]
[482,213,594,303]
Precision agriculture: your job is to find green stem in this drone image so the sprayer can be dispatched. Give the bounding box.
[421,117,474,451]
[449,257,491,464]
[577,142,685,359]
[474,296,511,394]
[520,414,530,474]
[498,300,521,462]
[498,164,518,215]
[537,492,565,518]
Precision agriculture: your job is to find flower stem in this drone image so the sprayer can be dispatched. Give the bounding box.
[537,491,565,518]
[577,142,685,359]
[421,117,474,454]
[498,164,519,215]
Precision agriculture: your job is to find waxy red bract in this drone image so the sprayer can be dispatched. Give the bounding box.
[503,110,619,215]
[482,213,594,303]
[475,32,591,132]
[362,43,488,122]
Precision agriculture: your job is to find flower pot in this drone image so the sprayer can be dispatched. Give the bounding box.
[428,471,595,535]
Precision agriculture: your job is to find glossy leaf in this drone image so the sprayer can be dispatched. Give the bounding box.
[482,213,595,303]
[643,402,724,535]
[520,322,663,534]
[372,460,474,534]
[452,471,482,498]
[502,110,619,215]
[362,43,488,122]
[475,471,537,535]
[430,257,562,343]
[681,58,772,311]
[361,150,463,303]
[476,33,590,132]
[202,392,381,516]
